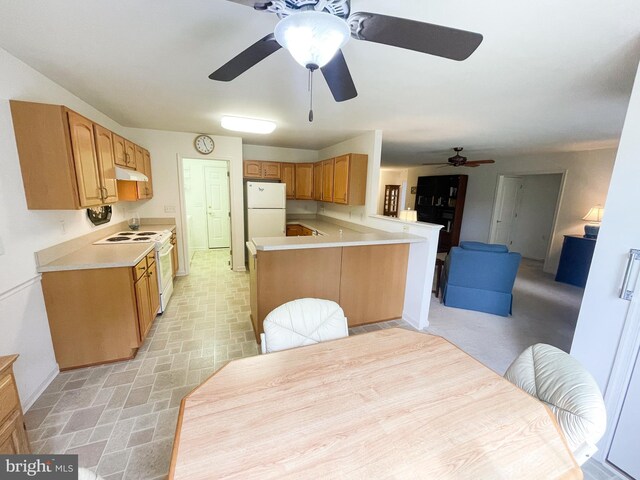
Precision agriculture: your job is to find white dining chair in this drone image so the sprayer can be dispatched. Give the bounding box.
[260,298,349,354]
[504,343,607,465]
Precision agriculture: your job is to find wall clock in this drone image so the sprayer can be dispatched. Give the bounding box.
[194,134,215,154]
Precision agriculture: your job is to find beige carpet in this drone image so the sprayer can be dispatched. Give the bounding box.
[427,258,584,374]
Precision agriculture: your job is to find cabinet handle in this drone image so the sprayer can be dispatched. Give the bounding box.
[620,249,640,300]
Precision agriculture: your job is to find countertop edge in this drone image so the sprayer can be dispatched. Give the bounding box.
[37,244,155,273]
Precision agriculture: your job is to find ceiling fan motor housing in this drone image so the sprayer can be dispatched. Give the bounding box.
[267,0,351,19]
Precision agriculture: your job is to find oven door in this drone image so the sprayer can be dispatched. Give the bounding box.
[157,242,174,295]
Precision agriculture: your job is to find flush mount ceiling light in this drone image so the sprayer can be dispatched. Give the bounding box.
[221,116,277,134]
[274,11,350,70]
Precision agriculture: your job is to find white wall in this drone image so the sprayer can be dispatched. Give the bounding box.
[183,158,229,252]
[0,47,139,408]
[404,150,615,273]
[571,64,640,392]
[510,174,563,260]
[124,129,244,271]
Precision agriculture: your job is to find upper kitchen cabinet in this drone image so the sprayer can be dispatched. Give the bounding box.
[295,164,314,200]
[112,133,128,167]
[136,149,153,199]
[281,163,296,199]
[93,124,119,204]
[243,160,281,180]
[322,159,335,202]
[313,162,323,201]
[262,162,281,180]
[333,154,368,206]
[10,100,119,209]
[124,140,137,170]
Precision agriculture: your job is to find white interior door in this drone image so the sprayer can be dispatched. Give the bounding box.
[205,166,231,249]
[491,176,524,246]
[608,350,640,478]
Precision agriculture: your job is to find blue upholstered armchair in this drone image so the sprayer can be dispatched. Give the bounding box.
[441,241,522,316]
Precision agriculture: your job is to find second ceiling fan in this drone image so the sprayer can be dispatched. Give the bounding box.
[424,148,495,168]
[210,0,483,114]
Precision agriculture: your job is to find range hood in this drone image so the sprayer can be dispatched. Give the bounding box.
[115,166,148,182]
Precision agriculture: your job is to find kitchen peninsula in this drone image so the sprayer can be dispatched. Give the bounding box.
[247,217,427,342]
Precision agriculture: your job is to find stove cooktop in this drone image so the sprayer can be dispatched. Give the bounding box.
[94,230,169,245]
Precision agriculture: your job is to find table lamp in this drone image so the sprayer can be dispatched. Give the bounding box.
[399,208,418,222]
[582,206,604,239]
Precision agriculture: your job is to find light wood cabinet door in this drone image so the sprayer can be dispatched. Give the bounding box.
[136,149,153,199]
[93,124,118,204]
[147,261,160,319]
[0,411,30,454]
[295,164,314,200]
[286,224,303,236]
[322,159,334,202]
[262,162,281,180]
[134,145,144,173]
[333,155,350,205]
[135,274,152,342]
[281,163,296,199]
[124,140,136,169]
[67,111,102,207]
[243,161,262,179]
[112,133,127,167]
[313,162,323,201]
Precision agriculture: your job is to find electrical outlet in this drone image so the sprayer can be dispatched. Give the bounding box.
[164,205,176,214]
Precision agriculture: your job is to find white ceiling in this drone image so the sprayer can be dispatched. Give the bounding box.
[0,0,638,166]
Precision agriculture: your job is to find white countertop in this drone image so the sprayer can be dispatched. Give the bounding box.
[37,224,175,273]
[252,218,425,252]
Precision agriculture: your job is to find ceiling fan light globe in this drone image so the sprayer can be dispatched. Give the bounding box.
[274,11,350,69]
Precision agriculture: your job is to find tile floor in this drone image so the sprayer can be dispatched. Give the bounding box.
[24,250,620,479]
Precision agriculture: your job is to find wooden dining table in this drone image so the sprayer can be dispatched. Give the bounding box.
[169,328,582,479]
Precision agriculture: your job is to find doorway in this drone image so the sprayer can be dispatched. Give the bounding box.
[490,173,564,264]
[183,159,231,262]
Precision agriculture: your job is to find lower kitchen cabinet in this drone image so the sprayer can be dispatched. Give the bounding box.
[249,243,409,342]
[41,252,160,369]
[0,356,30,455]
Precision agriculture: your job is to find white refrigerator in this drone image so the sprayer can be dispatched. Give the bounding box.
[246,182,286,240]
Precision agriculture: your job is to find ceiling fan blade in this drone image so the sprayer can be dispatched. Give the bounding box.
[465,160,495,165]
[209,33,281,81]
[224,0,272,10]
[320,50,358,102]
[422,162,451,166]
[349,12,483,61]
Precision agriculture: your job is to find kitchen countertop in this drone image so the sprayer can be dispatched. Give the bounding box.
[252,218,425,252]
[37,224,175,273]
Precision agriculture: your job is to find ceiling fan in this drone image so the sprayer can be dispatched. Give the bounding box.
[423,147,495,168]
[210,0,483,118]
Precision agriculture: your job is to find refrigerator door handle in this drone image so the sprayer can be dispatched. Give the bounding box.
[621,249,640,301]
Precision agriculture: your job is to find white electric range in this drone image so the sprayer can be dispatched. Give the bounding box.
[94,230,174,312]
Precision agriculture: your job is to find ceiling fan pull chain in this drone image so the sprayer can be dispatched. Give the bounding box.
[308,67,314,123]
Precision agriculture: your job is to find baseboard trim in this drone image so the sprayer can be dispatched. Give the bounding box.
[233,266,247,272]
[403,312,426,330]
[23,364,60,411]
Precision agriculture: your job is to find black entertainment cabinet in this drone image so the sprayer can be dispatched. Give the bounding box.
[414,175,468,252]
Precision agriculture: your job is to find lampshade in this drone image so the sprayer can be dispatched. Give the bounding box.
[399,209,418,222]
[582,206,604,223]
[274,11,350,69]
